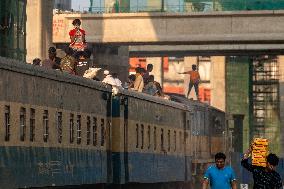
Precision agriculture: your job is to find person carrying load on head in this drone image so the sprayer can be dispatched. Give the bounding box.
[241,139,282,189]
[69,19,87,52]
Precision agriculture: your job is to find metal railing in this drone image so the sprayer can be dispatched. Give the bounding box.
[85,0,284,14]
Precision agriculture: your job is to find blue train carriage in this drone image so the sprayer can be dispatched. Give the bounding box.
[111,89,192,188]
[168,95,227,188]
[0,57,113,188]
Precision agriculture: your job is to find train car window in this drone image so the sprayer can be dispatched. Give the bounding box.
[93,117,97,146]
[77,115,81,144]
[43,110,49,142]
[141,124,144,149]
[30,108,35,142]
[87,116,91,145]
[179,131,182,151]
[154,127,157,150]
[57,112,63,143]
[161,129,164,151]
[101,118,105,146]
[174,131,177,152]
[70,114,74,143]
[168,130,171,152]
[4,106,10,141]
[147,125,151,149]
[136,124,139,148]
[20,107,26,141]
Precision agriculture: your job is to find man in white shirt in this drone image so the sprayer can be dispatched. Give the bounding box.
[102,70,116,86]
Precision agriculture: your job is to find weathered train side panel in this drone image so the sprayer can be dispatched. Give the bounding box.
[0,57,112,188]
[112,91,189,184]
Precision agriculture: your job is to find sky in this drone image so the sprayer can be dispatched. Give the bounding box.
[72,0,91,11]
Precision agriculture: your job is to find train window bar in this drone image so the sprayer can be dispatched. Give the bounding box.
[86,116,91,145]
[161,129,164,151]
[43,110,49,142]
[4,106,10,141]
[136,124,139,148]
[57,112,63,143]
[70,114,74,143]
[154,127,157,151]
[93,117,97,146]
[77,115,81,144]
[174,131,177,152]
[147,125,151,149]
[179,131,182,151]
[100,118,105,146]
[20,107,26,141]
[30,108,35,142]
[168,130,171,152]
[141,124,144,149]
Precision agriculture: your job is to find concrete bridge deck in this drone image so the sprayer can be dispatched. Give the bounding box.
[53,10,284,49]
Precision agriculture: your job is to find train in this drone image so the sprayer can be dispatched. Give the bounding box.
[0,57,228,189]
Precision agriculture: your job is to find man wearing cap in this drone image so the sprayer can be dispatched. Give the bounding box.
[41,47,61,70]
[102,70,116,86]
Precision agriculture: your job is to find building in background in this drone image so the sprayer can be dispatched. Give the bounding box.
[54,0,71,10]
[0,0,27,61]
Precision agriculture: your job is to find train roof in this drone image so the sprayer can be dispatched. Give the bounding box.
[0,56,112,93]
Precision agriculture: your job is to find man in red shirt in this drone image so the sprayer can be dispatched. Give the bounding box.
[179,64,200,99]
[69,19,87,52]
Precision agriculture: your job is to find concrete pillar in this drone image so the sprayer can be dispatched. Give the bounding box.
[211,56,226,111]
[278,56,284,157]
[26,0,54,63]
[93,45,129,83]
[184,56,198,100]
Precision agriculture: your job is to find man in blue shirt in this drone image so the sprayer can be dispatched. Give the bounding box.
[202,152,237,189]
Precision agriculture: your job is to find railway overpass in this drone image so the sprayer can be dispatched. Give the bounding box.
[53,10,284,53]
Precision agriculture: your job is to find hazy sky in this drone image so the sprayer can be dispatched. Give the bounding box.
[72,0,91,11]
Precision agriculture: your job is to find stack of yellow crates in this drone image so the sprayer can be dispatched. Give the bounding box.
[252,138,269,167]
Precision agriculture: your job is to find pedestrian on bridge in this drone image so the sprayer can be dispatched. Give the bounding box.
[202,152,237,189]
[179,64,200,100]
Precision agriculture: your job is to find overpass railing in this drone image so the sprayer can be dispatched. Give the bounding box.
[85,0,284,14]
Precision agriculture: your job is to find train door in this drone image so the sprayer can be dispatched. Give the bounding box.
[106,92,113,184]
[184,110,192,181]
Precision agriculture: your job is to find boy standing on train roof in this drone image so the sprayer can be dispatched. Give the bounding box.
[179,64,200,100]
[69,19,87,52]
[202,152,237,189]
[241,144,282,189]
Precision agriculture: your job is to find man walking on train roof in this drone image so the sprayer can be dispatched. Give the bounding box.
[179,64,200,100]
[202,152,237,189]
[241,145,282,189]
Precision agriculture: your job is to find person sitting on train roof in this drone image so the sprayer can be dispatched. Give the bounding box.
[41,47,61,70]
[133,67,144,92]
[102,70,116,86]
[112,73,122,87]
[83,67,101,81]
[125,74,136,89]
[143,63,153,85]
[143,75,158,96]
[75,49,93,76]
[32,58,41,66]
[60,47,77,75]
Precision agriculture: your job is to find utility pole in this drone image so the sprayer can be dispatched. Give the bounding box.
[161,0,165,12]
[89,0,94,12]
